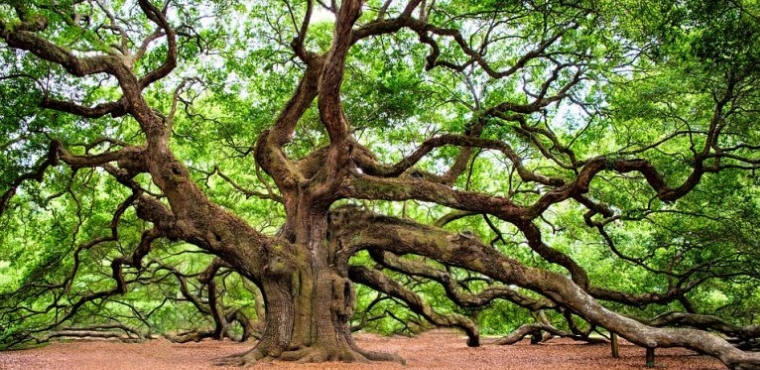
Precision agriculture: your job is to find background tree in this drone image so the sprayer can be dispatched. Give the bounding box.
[1,0,760,368]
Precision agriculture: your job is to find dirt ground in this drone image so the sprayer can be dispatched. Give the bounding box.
[0,331,724,370]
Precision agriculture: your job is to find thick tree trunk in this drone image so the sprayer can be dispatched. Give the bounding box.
[225,205,402,365]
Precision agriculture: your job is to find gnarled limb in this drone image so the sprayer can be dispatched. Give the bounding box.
[40,97,128,118]
[348,265,480,347]
[332,209,760,370]
[3,1,760,368]
[368,249,555,311]
[642,312,760,343]
[494,323,607,345]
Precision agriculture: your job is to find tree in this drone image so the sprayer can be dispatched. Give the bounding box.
[2,0,760,368]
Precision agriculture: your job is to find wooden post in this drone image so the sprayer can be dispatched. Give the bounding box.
[530,329,542,345]
[611,333,619,358]
[646,347,655,367]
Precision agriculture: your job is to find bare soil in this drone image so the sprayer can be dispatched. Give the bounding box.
[0,331,724,370]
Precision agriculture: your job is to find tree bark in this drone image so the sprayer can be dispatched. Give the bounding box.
[222,202,402,365]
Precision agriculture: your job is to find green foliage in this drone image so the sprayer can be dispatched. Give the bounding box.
[2,0,760,349]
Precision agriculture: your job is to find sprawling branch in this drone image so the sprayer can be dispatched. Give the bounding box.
[33,325,145,344]
[255,60,322,195]
[0,141,61,217]
[0,12,116,77]
[348,265,480,347]
[352,134,562,186]
[642,312,760,342]
[136,0,178,89]
[494,323,607,345]
[352,5,585,80]
[346,146,731,229]
[331,208,760,369]
[368,249,554,311]
[40,97,129,118]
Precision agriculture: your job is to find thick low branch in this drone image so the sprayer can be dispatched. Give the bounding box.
[368,249,554,311]
[493,323,607,345]
[35,330,140,343]
[642,312,760,341]
[333,209,760,370]
[520,221,590,289]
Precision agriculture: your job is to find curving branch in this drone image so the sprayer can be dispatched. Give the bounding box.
[351,134,563,186]
[368,249,555,312]
[641,312,760,342]
[348,265,480,347]
[494,323,607,345]
[331,208,760,369]
[289,0,314,62]
[0,141,61,217]
[0,21,117,77]
[40,97,129,118]
[0,217,163,349]
[136,0,178,89]
[210,166,283,203]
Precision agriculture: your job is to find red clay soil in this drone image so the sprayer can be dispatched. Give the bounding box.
[0,330,724,370]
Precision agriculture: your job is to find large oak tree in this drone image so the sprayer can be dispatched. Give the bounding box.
[2,0,760,368]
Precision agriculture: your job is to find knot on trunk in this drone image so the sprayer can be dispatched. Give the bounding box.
[262,243,296,278]
[330,273,355,320]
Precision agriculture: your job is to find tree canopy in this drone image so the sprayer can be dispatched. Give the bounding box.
[1,0,760,368]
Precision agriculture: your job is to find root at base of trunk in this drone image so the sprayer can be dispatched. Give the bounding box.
[215,343,405,367]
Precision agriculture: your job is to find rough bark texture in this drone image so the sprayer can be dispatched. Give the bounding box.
[3,1,760,369]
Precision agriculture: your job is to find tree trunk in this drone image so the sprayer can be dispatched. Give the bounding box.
[226,203,402,365]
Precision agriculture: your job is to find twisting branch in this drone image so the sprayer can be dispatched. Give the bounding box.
[1,21,117,77]
[0,141,61,217]
[210,165,283,203]
[348,265,480,347]
[494,323,607,345]
[136,0,178,89]
[641,312,760,342]
[368,249,555,311]
[331,208,760,369]
[290,0,313,61]
[39,97,129,118]
[0,191,165,349]
[351,135,563,186]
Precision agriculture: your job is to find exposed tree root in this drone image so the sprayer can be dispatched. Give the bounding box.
[165,330,216,344]
[215,347,267,367]
[215,341,405,367]
[351,344,407,364]
[34,330,144,344]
